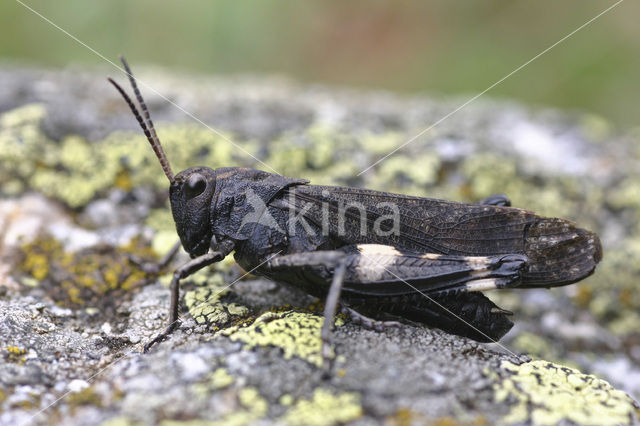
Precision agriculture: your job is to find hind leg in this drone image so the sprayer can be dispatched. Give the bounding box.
[265,251,348,375]
[265,247,527,368]
[340,306,402,332]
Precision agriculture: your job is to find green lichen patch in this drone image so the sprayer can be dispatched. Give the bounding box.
[207,368,235,390]
[101,417,142,426]
[0,103,254,208]
[577,239,640,336]
[488,360,640,425]
[279,388,362,426]
[367,152,441,196]
[262,125,359,186]
[208,387,269,426]
[192,368,235,399]
[510,333,557,363]
[219,310,343,368]
[67,386,103,409]
[162,386,269,426]
[17,234,157,310]
[182,269,249,329]
[0,104,50,196]
[461,153,599,220]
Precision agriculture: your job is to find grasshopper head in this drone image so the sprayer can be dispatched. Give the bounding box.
[169,167,217,257]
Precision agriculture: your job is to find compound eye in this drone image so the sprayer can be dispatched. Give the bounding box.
[184,173,207,199]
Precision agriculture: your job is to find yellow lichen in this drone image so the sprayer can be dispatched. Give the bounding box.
[280,394,294,406]
[164,386,269,426]
[488,360,639,425]
[6,346,26,355]
[6,346,27,364]
[18,235,156,308]
[20,252,49,281]
[193,368,235,399]
[359,131,404,155]
[237,387,268,414]
[280,388,362,426]
[510,332,553,361]
[209,368,235,390]
[207,387,268,426]
[67,386,103,408]
[219,310,343,368]
[0,103,47,128]
[386,408,443,426]
[193,368,235,398]
[371,153,440,192]
[113,170,133,191]
[101,416,142,426]
[183,270,249,327]
[0,102,253,208]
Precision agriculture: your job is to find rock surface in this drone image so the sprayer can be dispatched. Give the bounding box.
[1,64,639,425]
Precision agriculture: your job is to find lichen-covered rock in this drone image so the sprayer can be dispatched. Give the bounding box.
[489,360,639,425]
[0,65,639,425]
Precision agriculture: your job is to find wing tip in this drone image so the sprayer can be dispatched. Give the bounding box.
[522,226,602,287]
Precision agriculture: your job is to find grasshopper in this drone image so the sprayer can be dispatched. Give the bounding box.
[108,57,602,367]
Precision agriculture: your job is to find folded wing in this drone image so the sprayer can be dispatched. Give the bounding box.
[283,185,602,287]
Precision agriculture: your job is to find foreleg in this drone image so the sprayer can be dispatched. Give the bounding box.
[144,250,225,353]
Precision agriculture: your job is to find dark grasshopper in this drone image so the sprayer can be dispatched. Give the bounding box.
[108,57,602,364]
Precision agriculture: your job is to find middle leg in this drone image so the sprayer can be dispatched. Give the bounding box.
[265,250,347,374]
[478,193,511,206]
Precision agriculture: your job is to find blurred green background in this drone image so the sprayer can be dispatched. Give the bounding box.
[1,0,638,126]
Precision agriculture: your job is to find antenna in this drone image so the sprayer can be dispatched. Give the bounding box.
[108,57,174,182]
